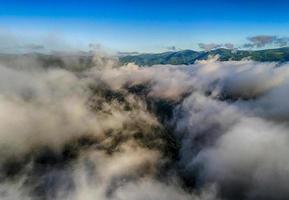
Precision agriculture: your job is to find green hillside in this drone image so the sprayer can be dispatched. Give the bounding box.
[119,47,289,66]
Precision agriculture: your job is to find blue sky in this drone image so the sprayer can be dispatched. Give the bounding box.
[1,0,289,52]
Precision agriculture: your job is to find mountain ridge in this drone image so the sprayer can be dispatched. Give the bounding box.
[1,47,289,70]
[119,47,289,65]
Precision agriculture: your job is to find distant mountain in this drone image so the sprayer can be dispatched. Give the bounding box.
[0,53,95,71]
[1,47,289,71]
[119,47,289,66]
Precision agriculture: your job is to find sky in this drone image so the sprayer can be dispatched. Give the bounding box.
[1,0,289,52]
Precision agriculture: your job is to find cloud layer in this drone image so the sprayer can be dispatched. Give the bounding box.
[244,35,289,48]
[1,53,289,200]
